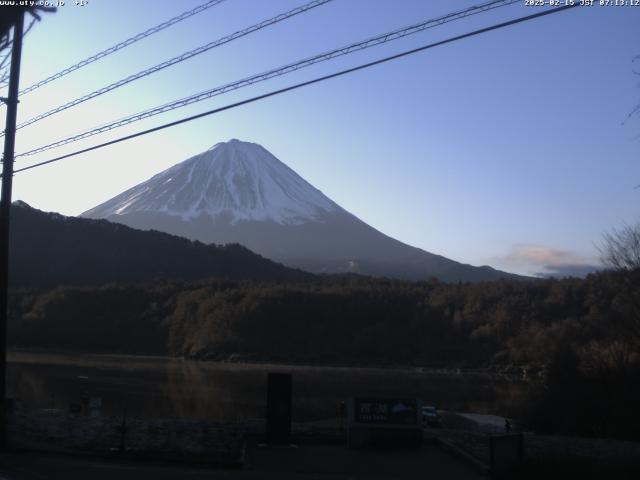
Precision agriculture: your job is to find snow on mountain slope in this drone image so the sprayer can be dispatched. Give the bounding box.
[84,139,340,225]
[83,139,524,282]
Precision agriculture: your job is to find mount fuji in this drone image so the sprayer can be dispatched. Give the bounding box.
[82,139,519,282]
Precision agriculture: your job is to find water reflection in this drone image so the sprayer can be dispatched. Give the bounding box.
[7,352,532,422]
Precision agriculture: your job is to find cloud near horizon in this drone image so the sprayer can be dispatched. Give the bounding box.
[499,245,601,278]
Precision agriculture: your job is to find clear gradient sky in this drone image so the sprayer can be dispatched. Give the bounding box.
[3,0,640,276]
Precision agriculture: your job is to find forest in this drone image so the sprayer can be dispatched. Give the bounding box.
[7,269,640,439]
[8,202,311,288]
[7,271,637,368]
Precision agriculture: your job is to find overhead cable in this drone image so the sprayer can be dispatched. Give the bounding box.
[12,3,579,175]
[12,0,333,131]
[18,0,228,96]
[16,0,519,157]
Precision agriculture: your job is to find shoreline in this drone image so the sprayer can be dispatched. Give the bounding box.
[7,349,540,380]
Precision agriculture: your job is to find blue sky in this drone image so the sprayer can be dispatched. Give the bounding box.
[4,0,640,276]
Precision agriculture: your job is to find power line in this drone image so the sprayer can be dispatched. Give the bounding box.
[12,0,334,132]
[18,0,227,96]
[12,3,579,176]
[16,0,520,158]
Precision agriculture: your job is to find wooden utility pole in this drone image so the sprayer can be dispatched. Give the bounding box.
[0,10,24,450]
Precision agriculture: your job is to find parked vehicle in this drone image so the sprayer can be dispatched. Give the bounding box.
[422,406,441,427]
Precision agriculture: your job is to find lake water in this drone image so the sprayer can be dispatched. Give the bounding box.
[7,352,533,422]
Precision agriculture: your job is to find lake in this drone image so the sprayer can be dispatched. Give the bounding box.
[7,352,533,422]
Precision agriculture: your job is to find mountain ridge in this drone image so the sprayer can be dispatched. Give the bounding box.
[82,139,525,282]
[9,201,312,288]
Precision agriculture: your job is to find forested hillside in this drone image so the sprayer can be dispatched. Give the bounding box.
[8,271,636,369]
[9,202,311,288]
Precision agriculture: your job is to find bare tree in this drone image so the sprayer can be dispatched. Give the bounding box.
[601,223,640,360]
[0,6,55,89]
[602,223,640,272]
[626,59,639,116]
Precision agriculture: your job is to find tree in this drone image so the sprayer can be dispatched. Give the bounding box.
[600,223,640,358]
[602,223,640,272]
[0,6,55,88]
[625,55,640,127]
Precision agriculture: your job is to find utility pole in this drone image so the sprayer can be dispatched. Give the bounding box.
[0,11,24,450]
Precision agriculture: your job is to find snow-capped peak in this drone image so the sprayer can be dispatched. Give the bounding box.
[83,139,340,225]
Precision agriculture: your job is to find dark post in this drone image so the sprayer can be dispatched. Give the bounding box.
[265,372,292,445]
[490,433,524,477]
[0,11,25,450]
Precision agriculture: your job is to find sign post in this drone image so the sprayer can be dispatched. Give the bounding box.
[346,397,423,449]
[265,372,292,445]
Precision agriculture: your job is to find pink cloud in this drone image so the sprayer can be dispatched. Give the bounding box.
[505,245,588,267]
[500,245,601,278]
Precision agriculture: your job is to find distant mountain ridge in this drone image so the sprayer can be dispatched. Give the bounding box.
[83,139,524,282]
[9,201,310,289]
